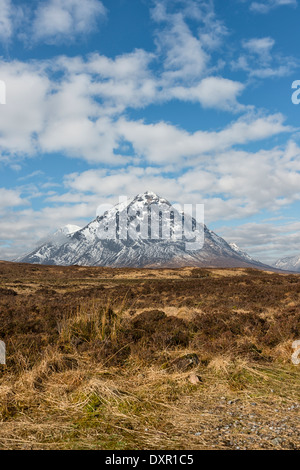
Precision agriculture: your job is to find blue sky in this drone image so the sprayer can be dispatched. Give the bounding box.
[0,0,300,263]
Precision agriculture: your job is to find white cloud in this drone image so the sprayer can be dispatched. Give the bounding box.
[180,141,300,215]
[151,0,228,83]
[232,35,297,78]
[62,140,300,221]
[157,12,208,82]
[0,0,107,46]
[2,138,300,261]
[148,1,245,109]
[83,50,158,110]
[243,37,275,57]
[171,77,245,111]
[56,51,244,113]
[117,113,291,164]
[152,0,228,52]
[0,0,13,42]
[0,188,26,209]
[219,220,300,264]
[250,0,297,14]
[0,60,51,157]
[32,0,106,43]
[0,54,149,164]
[0,50,252,165]
[0,202,92,259]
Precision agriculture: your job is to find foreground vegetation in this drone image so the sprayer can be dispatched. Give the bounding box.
[0,262,299,450]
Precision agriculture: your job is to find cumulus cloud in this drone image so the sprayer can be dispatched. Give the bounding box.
[0,53,153,164]
[61,140,300,219]
[0,50,255,166]
[117,113,291,164]
[0,60,50,158]
[32,0,107,43]
[170,77,245,111]
[0,0,107,46]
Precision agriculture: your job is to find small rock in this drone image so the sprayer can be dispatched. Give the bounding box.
[171,353,200,372]
[189,373,202,385]
[272,438,281,446]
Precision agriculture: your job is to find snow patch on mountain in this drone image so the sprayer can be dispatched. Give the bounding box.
[229,243,256,262]
[59,225,82,235]
[273,254,300,272]
[15,224,82,263]
[16,192,269,269]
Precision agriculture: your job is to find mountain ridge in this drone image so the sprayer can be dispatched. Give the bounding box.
[273,254,300,273]
[16,192,273,270]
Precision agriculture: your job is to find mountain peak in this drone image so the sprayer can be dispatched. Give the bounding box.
[274,254,300,272]
[132,191,171,206]
[56,225,82,236]
[16,192,269,270]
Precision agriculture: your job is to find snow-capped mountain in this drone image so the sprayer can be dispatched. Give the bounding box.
[273,254,300,273]
[229,243,257,263]
[59,225,82,236]
[16,192,269,269]
[40,224,82,245]
[15,224,82,264]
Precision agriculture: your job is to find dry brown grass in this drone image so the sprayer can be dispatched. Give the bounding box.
[0,262,299,450]
[0,355,299,450]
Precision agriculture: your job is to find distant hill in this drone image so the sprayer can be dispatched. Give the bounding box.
[273,254,300,273]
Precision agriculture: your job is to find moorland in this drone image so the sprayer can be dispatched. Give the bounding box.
[0,261,299,450]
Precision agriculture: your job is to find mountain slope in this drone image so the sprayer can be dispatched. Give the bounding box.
[229,243,258,263]
[16,192,270,269]
[273,254,300,273]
